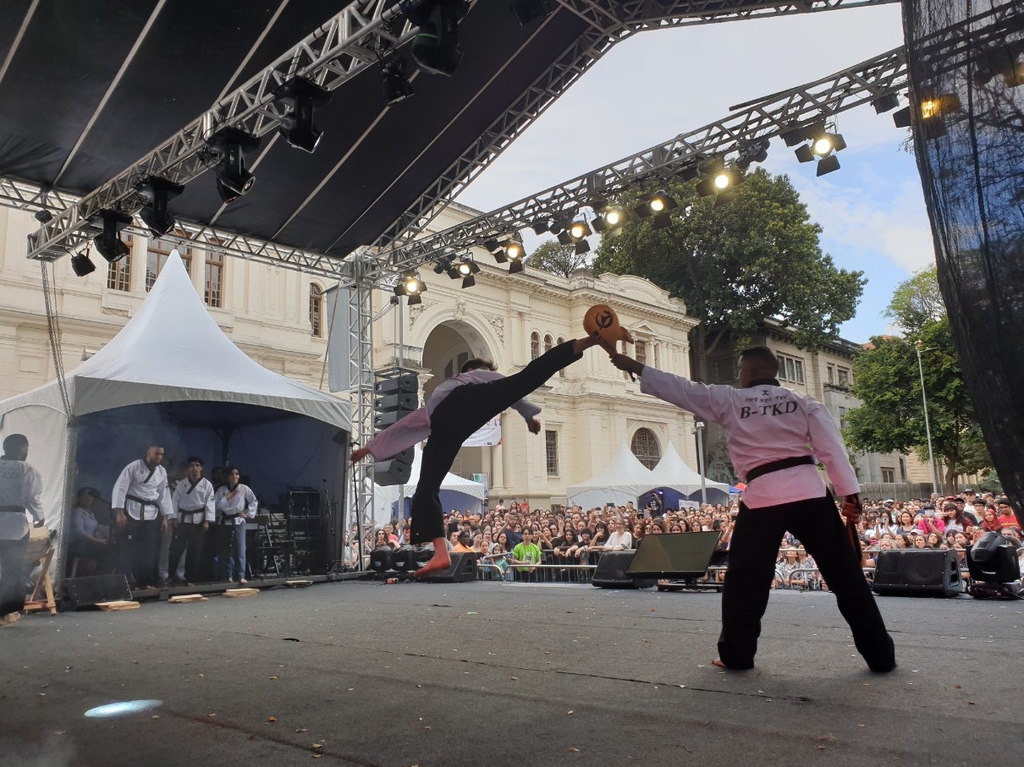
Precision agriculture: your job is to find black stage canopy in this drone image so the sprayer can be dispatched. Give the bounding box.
[0,1,893,262]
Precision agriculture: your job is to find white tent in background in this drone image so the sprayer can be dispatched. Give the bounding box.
[372,444,487,523]
[643,442,732,505]
[566,440,654,509]
[0,252,352,577]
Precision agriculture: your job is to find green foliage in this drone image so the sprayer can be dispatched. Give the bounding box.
[845,311,991,490]
[523,240,592,278]
[885,265,945,335]
[592,168,864,379]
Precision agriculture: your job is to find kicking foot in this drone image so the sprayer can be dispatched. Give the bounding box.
[413,551,451,578]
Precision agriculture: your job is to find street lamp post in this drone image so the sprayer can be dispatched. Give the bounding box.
[693,420,707,505]
[914,341,940,495]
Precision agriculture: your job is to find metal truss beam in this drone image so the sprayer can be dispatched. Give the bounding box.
[363,45,910,280]
[24,0,425,263]
[370,0,898,253]
[351,279,376,568]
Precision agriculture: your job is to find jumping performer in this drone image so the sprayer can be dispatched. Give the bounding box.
[609,345,896,672]
[352,318,625,578]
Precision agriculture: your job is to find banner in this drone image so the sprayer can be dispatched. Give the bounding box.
[324,286,357,393]
[462,415,501,447]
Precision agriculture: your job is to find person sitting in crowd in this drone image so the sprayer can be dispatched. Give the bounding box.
[68,487,115,575]
[452,530,474,553]
[603,518,633,551]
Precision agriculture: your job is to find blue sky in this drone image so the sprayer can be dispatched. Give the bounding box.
[458,3,931,344]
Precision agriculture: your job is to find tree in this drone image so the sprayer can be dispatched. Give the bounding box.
[524,240,592,278]
[592,168,864,381]
[844,269,990,492]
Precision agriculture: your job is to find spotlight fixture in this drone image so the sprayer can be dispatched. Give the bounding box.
[735,138,770,170]
[510,0,552,26]
[34,209,53,224]
[138,176,184,238]
[530,219,550,235]
[556,230,573,246]
[634,189,679,219]
[483,239,501,254]
[892,106,912,128]
[815,154,841,177]
[449,255,480,289]
[591,205,624,232]
[92,210,133,263]
[506,240,526,274]
[871,93,900,114]
[433,258,451,275]
[509,259,524,275]
[574,239,591,255]
[790,123,845,176]
[71,250,97,277]
[696,167,738,197]
[207,127,261,203]
[393,272,426,305]
[380,53,415,105]
[569,220,591,240]
[276,77,332,153]
[408,0,465,77]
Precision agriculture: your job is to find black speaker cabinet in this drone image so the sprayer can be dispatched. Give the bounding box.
[368,546,394,575]
[63,574,132,610]
[592,551,656,589]
[390,545,419,572]
[422,552,477,583]
[872,549,962,597]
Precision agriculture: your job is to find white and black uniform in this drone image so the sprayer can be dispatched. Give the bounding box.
[0,457,43,617]
[169,476,215,583]
[639,368,895,672]
[111,459,173,589]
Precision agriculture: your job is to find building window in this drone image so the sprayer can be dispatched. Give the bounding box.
[838,406,848,431]
[545,430,559,476]
[146,236,190,291]
[899,457,907,482]
[106,253,131,292]
[530,332,540,360]
[635,340,647,366]
[881,467,895,483]
[827,364,835,384]
[544,334,553,354]
[837,367,850,385]
[631,427,661,470]
[557,337,565,376]
[309,283,323,337]
[205,246,224,308]
[778,354,805,384]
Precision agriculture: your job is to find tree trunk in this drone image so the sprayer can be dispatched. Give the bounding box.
[690,322,708,383]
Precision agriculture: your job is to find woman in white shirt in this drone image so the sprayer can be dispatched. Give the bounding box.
[214,467,257,584]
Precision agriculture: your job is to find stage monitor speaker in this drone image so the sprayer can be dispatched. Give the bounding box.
[63,574,132,610]
[368,546,394,574]
[592,551,656,589]
[391,545,420,573]
[872,549,962,597]
[627,531,721,577]
[422,552,477,583]
[966,531,1021,583]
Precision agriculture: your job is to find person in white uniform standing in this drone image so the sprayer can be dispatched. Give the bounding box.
[169,456,215,585]
[0,434,44,626]
[610,345,896,673]
[214,467,257,584]
[111,445,174,589]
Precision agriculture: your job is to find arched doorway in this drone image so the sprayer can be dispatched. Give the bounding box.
[421,319,498,485]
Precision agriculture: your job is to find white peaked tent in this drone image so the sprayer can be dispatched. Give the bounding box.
[372,444,486,523]
[0,252,352,572]
[643,442,731,504]
[566,440,655,509]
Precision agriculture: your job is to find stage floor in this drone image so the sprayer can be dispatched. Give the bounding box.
[2,580,1021,766]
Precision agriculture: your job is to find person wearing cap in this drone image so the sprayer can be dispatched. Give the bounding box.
[609,345,895,673]
[962,489,978,517]
[917,505,945,535]
[68,487,115,574]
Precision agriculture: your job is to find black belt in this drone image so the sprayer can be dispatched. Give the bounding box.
[0,505,26,513]
[745,456,815,482]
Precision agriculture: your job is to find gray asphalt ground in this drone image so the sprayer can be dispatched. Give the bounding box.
[1,579,1021,767]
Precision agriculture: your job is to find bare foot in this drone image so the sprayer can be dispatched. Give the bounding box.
[413,550,452,578]
[712,658,727,669]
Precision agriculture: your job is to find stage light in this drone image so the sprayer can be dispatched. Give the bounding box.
[510,0,552,26]
[448,255,479,288]
[815,154,841,176]
[93,210,132,263]
[892,106,912,128]
[433,258,451,275]
[794,144,815,163]
[381,53,415,105]
[556,230,573,245]
[276,77,331,153]
[531,219,550,235]
[484,239,501,254]
[505,241,525,260]
[591,205,624,233]
[872,93,900,113]
[138,176,184,238]
[408,0,464,77]
[71,251,96,277]
[636,189,679,215]
[735,138,770,170]
[574,239,590,255]
[393,272,426,305]
[569,220,591,239]
[34,209,53,224]
[207,127,260,203]
[509,259,524,274]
